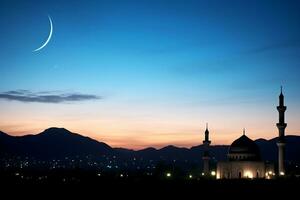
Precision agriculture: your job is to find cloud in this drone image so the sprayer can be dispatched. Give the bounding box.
[4,90,31,95]
[0,90,101,103]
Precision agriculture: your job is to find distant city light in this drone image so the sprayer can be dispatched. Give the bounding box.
[201,172,205,176]
[280,172,285,176]
[211,171,216,176]
[189,174,193,179]
[166,172,171,177]
[120,174,124,177]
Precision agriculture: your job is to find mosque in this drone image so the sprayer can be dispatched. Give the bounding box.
[202,88,287,179]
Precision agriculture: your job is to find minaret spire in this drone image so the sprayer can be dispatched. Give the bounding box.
[202,123,211,176]
[243,128,245,136]
[279,86,284,107]
[205,123,209,142]
[276,86,287,176]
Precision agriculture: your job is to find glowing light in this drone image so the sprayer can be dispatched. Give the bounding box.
[120,174,124,177]
[166,172,171,177]
[280,172,285,176]
[211,171,216,176]
[266,171,274,179]
[244,171,253,179]
[189,174,193,179]
[201,172,205,176]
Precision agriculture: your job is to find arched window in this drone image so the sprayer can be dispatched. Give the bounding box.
[238,171,242,178]
[256,171,259,178]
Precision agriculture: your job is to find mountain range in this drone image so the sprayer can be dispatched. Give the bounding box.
[1,127,300,164]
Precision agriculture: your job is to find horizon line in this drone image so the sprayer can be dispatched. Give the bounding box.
[1,127,298,151]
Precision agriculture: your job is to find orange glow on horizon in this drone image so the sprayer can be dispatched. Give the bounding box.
[1,122,299,150]
[1,97,300,150]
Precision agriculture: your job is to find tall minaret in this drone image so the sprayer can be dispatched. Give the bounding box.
[276,86,287,176]
[202,123,211,175]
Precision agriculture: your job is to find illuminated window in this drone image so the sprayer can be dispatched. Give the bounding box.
[244,171,253,179]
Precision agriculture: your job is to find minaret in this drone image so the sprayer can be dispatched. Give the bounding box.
[202,123,211,175]
[276,86,287,176]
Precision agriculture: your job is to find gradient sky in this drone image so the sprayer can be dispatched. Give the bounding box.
[0,0,300,149]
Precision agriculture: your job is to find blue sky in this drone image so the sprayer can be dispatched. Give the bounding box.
[0,0,300,149]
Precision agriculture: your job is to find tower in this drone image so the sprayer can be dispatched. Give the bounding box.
[276,86,287,176]
[202,123,211,175]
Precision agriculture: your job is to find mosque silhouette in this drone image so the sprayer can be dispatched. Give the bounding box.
[202,87,287,179]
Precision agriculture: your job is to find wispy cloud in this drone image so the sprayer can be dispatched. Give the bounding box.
[243,40,300,55]
[174,39,300,77]
[0,90,101,103]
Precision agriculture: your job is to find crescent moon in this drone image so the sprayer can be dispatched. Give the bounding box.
[33,15,53,52]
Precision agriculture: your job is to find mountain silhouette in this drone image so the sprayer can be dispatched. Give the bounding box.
[256,136,300,162]
[0,127,113,159]
[1,128,300,165]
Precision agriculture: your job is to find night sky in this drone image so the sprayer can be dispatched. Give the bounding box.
[0,0,300,149]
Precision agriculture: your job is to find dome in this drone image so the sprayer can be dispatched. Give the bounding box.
[228,134,261,161]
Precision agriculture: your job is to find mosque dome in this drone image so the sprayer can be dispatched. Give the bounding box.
[228,133,261,161]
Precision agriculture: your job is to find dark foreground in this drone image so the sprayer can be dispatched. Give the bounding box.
[1,170,300,198]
